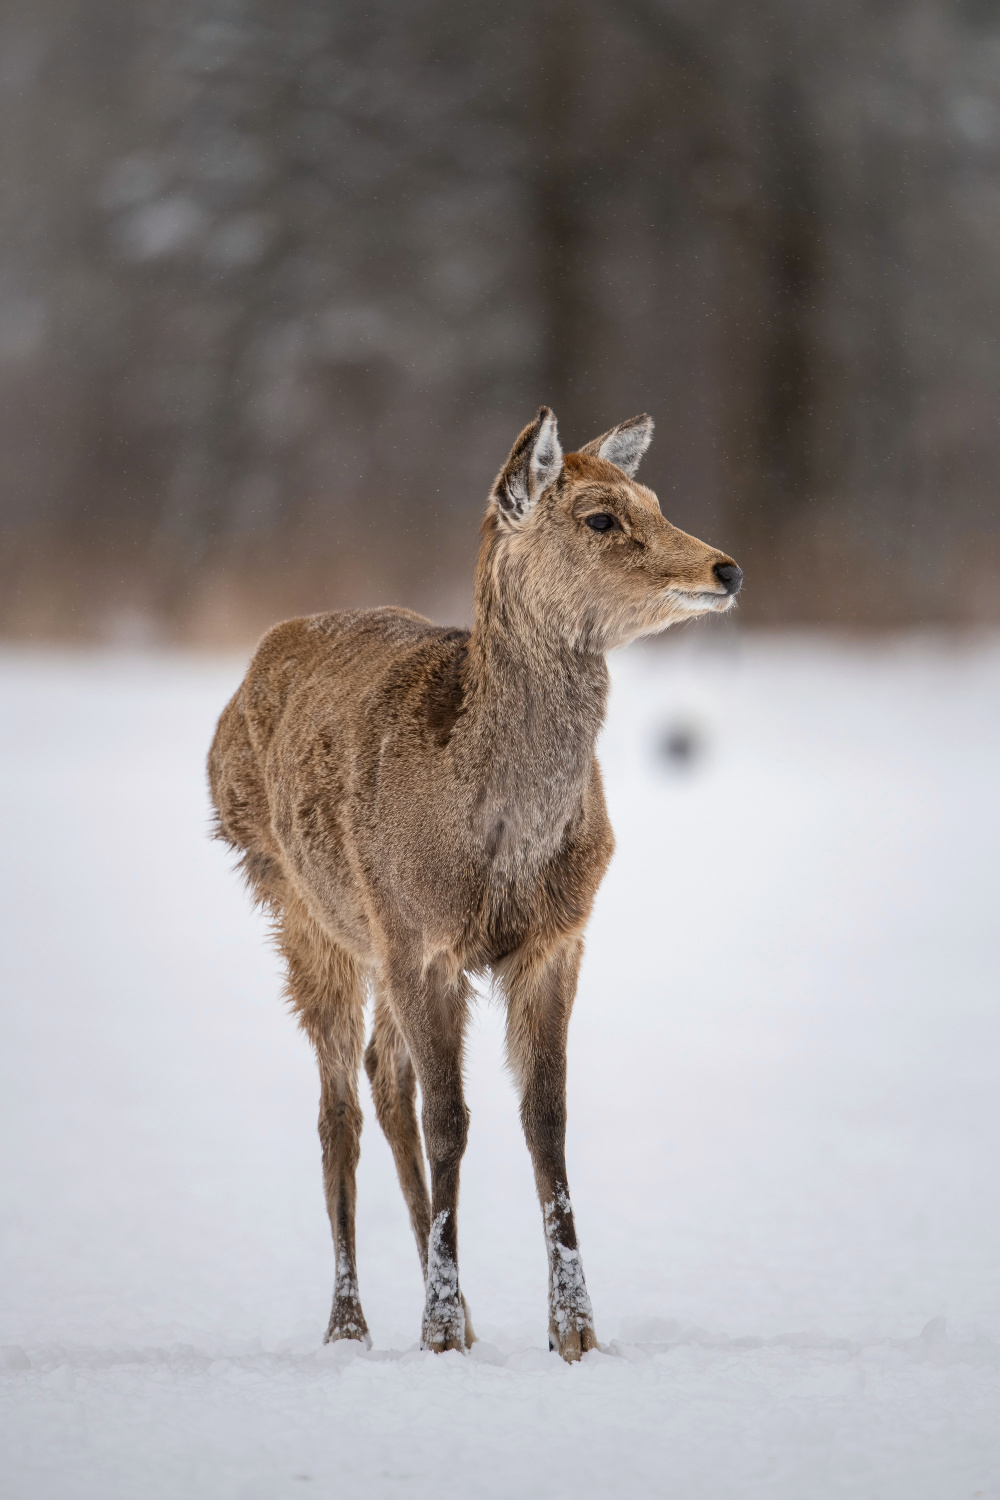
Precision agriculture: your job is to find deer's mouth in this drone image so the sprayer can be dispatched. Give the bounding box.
[662,586,736,614]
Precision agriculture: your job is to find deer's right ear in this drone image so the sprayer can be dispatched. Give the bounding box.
[490,407,563,524]
[579,414,654,478]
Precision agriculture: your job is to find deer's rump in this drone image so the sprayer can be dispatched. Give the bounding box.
[207,607,472,943]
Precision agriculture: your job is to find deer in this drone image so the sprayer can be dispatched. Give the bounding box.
[208,408,742,1362]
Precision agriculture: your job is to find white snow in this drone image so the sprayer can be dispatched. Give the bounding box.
[542,1190,594,1346]
[422,1209,464,1349]
[1,635,998,1500]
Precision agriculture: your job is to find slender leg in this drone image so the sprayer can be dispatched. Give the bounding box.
[502,939,597,1362]
[380,953,474,1352]
[364,993,432,1271]
[280,901,370,1346]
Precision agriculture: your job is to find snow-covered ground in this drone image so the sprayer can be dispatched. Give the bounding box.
[1,635,998,1500]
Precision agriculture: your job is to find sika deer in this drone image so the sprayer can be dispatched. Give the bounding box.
[208,409,742,1360]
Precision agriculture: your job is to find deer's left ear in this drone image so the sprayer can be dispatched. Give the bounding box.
[491,407,563,523]
[579,414,654,478]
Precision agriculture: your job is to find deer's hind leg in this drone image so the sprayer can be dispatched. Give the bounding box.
[279,900,370,1346]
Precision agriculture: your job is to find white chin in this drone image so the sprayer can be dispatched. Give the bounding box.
[667,590,734,617]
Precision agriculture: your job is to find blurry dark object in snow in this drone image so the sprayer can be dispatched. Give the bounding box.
[655,722,705,769]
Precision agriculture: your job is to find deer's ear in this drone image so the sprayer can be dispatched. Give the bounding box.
[579,414,654,478]
[491,407,563,523]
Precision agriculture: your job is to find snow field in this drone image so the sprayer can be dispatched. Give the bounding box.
[0,636,998,1499]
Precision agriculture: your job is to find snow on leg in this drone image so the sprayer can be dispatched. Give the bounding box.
[542,1188,595,1359]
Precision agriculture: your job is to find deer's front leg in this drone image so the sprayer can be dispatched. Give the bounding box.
[504,939,597,1362]
[384,953,473,1353]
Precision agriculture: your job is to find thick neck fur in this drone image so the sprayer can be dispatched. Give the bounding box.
[455,513,609,862]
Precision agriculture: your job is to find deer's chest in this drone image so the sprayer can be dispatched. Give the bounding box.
[468,800,611,965]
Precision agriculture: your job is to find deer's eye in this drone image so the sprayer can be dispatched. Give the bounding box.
[585,513,618,533]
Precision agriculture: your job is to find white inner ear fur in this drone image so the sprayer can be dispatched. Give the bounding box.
[528,410,563,505]
[598,417,653,478]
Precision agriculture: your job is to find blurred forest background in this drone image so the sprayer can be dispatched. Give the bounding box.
[1,0,998,643]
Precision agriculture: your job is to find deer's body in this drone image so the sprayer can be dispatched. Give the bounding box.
[209,410,741,1359]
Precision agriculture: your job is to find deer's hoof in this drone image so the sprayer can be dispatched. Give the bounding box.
[550,1322,598,1363]
[421,1299,468,1353]
[423,1331,466,1353]
[325,1299,371,1348]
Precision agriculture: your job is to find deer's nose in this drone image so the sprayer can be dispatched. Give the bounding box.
[714,562,743,595]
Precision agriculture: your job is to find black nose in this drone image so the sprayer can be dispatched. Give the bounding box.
[714,562,743,595]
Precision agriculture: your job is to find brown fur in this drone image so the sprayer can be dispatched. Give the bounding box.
[208,409,740,1360]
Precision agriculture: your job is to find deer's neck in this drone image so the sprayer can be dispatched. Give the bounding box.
[457,555,609,856]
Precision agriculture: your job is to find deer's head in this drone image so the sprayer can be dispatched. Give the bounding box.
[483,407,742,651]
